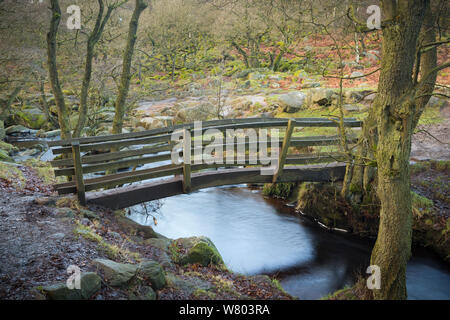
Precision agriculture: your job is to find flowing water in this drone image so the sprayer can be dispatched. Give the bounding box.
[129,186,450,300]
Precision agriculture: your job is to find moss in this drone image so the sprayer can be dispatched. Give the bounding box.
[263,182,297,200]
[171,237,224,267]
[192,288,217,299]
[0,162,26,188]
[0,141,18,153]
[25,159,61,185]
[74,224,103,243]
[411,191,433,218]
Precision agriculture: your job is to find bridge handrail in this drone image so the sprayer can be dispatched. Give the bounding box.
[49,117,361,205]
[47,117,361,147]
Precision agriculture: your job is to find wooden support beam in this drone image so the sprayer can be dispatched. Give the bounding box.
[183,129,192,193]
[71,141,86,206]
[272,119,295,183]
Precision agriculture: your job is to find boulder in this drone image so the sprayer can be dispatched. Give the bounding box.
[278,92,307,113]
[42,272,101,300]
[5,125,36,136]
[310,88,336,106]
[175,102,214,123]
[115,214,159,239]
[11,108,47,130]
[137,260,166,290]
[92,258,137,287]
[41,283,82,300]
[0,141,18,153]
[80,272,102,299]
[171,236,224,267]
[0,149,13,162]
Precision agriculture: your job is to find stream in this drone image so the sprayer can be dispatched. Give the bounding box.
[129,186,450,300]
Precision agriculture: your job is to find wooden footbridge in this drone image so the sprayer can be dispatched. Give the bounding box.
[47,117,361,209]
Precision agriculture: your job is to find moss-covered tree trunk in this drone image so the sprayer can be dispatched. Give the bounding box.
[73,0,115,137]
[47,0,71,140]
[369,0,431,300]
[112,0,148,134]
[342,0,442,300]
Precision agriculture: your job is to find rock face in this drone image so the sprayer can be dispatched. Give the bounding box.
[42,272,101,300]
[278,92,307,113]
[92,259,137,287]
[11,108,47,130]
[171,236,224,267]
[137,260,166,290]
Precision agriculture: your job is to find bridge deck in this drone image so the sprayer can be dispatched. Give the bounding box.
[86,163,346,209]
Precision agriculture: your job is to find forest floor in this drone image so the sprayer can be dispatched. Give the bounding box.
[411,104,450,161]
[0,163,292,300]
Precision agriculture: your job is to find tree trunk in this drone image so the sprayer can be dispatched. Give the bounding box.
[0,86,22,122]
[74,0,114,137]
[369,0,429,300]
[47,0,72,140]
[112,0,148,135]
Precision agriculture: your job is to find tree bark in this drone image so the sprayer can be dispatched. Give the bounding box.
[73,0,115,137]
[369,0,429,300]
[112,0,148,135]
[47,0,71,140]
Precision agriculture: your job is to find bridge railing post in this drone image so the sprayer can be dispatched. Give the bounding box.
[272,119,295,183]
[182,129,192,193]
[71,140,86,206]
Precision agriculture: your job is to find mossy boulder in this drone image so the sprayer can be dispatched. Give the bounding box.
[170,236,224,267]
[5,125,34,136]
[0,149,12,162]
[92,258,137,287]
[11,108,47,130]
[115,213,159,239]
[278,92,307,113]
[41,272,101,300]
[137,260,166,290]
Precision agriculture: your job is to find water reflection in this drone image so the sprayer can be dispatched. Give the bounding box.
[129,186,450,300]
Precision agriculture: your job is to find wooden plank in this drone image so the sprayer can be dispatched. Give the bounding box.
[71,141,86,206]
[54,152,172,177]
[52,133,172,155]
[285,153,345,165]
[55,164,181,194]
[86,163,347,209]
[273,120,295,183]
[183,129,192,193]
[51,143,174,167]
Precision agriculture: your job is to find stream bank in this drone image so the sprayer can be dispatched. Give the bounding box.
[0,161,291,300]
